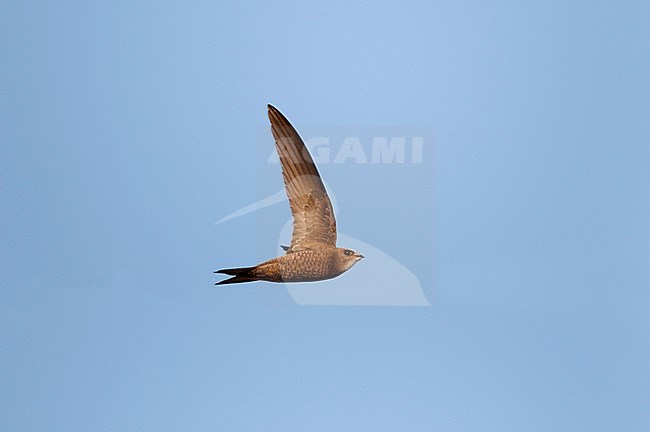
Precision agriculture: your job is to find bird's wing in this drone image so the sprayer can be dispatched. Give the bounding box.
[268,104,337,252]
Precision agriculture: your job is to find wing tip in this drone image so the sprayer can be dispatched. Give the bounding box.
[268,104,279,121]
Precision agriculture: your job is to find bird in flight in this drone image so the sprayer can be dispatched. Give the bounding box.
[215,105,364,285]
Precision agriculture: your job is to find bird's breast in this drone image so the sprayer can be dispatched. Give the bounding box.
[276,249,341,282]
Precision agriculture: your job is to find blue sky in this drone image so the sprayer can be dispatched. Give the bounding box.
[2,1,649,431]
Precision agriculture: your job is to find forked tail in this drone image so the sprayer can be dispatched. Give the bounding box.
[214,266,256,285]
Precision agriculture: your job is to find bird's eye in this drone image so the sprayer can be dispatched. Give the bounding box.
[344,250,353,256]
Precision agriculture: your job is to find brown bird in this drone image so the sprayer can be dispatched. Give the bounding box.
[215,105,364,285]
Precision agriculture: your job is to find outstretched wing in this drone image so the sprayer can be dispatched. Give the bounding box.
[268,104,337,252]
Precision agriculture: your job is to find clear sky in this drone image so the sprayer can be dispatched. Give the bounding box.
[2,1,649,431]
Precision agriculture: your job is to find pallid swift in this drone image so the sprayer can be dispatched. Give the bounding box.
[215,105,364,285]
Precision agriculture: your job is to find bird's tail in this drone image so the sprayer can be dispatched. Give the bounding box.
[214,266,256,285]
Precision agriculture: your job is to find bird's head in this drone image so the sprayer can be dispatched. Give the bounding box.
[335,247,365,271]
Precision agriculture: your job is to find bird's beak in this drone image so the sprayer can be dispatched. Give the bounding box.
[356,253,365,259]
